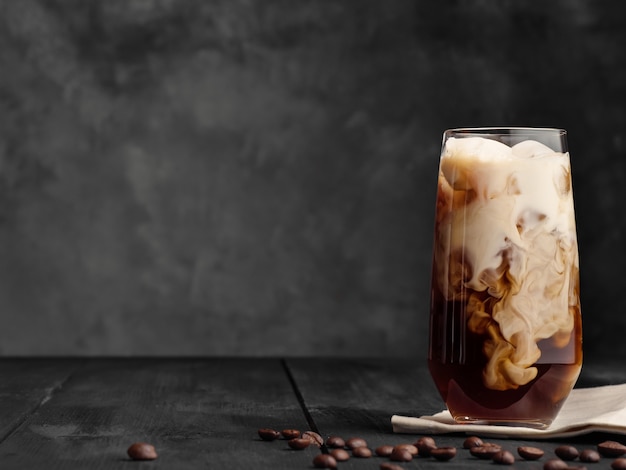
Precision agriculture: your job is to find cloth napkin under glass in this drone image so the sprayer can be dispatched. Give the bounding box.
[392,383,626,439]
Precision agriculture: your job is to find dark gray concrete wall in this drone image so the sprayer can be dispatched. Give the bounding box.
[0,0,624,359]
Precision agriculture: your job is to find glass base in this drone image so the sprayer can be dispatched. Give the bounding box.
[452,415,552,429]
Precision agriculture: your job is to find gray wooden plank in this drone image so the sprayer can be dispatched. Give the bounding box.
[0,359,315,469]
[286,357,626,469]
[0,359,83,443]
[285,358,442,440]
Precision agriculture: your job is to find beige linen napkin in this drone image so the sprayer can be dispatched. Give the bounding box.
[392,383,626,439]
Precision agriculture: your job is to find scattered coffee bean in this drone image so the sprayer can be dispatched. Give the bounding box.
[288,438,311,450]
[598,441,626,457]
[375,445,394,457]
[258,428,281,441]
[352,446,372,458]
[493,450,515,465]
[463,436,484,449]
[394,444,418,456]
[127,442,158,461]
[543,458,569,470]
[281,429,301,440]
[302,431,324,447]
[380,463,404,470]
[470,444,502,459]
[313,454,337,469]
[326,436,345,448]
[389,447,413,462]
[518,446,545,460]
[415,436,437,456]
[345,437,368,449]
[555,445,580,461]
[612,458,626,470]
[579,449,600,462]
[330,449,350,462]
[430,446,457,461]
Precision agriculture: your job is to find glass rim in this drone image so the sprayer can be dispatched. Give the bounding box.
[445,127,566,136]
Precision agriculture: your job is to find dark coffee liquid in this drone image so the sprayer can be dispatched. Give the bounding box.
[428,288,582,426]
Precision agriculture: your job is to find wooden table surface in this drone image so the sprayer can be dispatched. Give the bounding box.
[1,358,625,469]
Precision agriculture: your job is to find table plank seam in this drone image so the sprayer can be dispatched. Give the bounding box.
[281,359,328,452]
[0,363,82,445]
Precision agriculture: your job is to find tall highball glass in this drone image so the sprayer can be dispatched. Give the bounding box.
[428,128,582,428]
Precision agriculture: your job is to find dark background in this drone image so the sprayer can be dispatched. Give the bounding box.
[0,0,624,360]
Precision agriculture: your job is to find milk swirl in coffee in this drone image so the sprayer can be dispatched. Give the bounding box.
[428,131,582,426]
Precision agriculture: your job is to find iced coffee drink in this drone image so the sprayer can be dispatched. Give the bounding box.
[428,128,582,428]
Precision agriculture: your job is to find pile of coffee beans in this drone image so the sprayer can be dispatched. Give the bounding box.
[256,428,626,469]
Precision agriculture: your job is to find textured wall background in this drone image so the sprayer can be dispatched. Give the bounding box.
[0,0,624,359]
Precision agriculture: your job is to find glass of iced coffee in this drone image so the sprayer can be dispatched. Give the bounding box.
[428,128,582,428]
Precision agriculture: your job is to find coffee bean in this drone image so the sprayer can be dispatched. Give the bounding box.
[394,444,418,456]
[431,446,457,461]
[345,437,367,449]
[415,436,437,456]
[389,447,413,462]
[258,428,281,441]
[288,438,311,450]
[302,431,324,447]
[313,454,337,469]
[380,463,404,470]
[493,450,515,465]
[352,446,372,458]
[330,449,350,461]
[127,442,158,461]
[579,449,600,462]
[470,444,502,459]
[281,429,301,440]
[612,458,626,470]
[555,445,580,461]
[326,436,345,448]
[598,441,626,457]
[543,458,569,470]
[375,445,394,457]
[518,446,545,460]
[463,436,484,449]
